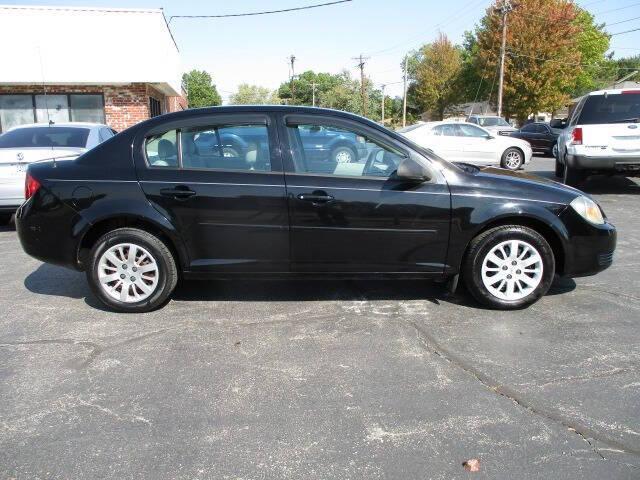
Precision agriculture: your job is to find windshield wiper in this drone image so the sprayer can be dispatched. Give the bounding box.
[609,117,640,123]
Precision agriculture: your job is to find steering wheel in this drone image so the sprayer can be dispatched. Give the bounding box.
[363,147,397,177]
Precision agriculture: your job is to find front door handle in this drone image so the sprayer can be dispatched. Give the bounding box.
[160,186,196,200]
[297,193,334,204]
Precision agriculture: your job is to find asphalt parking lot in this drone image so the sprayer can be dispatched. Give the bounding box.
[1,156,639,479]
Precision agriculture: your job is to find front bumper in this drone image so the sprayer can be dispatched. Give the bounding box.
[567,153,640,171]
[559,207,616,277]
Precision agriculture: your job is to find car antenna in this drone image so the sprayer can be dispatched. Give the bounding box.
[38,47,56,167]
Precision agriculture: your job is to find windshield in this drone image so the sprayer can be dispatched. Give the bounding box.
[578,93,640,125]
[476,117,510,127]
[0,127,90,148]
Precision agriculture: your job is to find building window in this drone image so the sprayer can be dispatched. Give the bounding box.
[0,93,105,132]
[149,97,162,117]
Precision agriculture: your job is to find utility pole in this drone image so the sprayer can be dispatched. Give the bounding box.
[402,55,408,128]
[381,84,386,125]
[311,82,317,107]
[497,0,514,118]
[352,54,370,117]
[289,55,296,105]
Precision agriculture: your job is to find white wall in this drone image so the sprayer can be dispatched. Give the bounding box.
[0,6,182,96]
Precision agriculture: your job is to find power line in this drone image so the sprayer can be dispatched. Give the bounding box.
[593,2,640,16]
[168,0,352,23]
[606,15,640,27]
[610,26,640,36]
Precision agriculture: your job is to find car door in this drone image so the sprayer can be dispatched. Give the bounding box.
[133,112,289,273]
[278,113,451,274]
[457,124,496,163]
[429,124,465,162]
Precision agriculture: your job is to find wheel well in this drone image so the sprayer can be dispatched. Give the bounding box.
[77,217,183,271]
[469,217,565,275]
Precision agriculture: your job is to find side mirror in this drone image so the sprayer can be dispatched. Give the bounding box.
[396,157,431,182]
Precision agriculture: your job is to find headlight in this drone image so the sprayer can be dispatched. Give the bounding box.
[570,196,605,225]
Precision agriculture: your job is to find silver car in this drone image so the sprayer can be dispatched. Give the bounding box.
[0,123,114,224]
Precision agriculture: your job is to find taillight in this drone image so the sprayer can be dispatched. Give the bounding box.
[571,127,583,145]
[25,173,41,200]
[622,90,640,95]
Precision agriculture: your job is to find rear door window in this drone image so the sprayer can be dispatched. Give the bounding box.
[578,93,640,125]
[145,130,178,168]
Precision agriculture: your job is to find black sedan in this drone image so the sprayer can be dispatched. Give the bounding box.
[510,122,563,157]
[16,106,616,313]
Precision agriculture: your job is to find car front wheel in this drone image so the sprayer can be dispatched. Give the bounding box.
[332,146,357,163]
[501,148,524,170]
[463,225,555,309]
[87,228,178,313]
[555,156,564,177]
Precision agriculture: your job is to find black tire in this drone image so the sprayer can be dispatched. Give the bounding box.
[86,228,178,313]
[463,225,555,310]
[331,145,357,164]
[563,162,585,187]
[0,213,12,226]
[555,156,564,177]
[500,147,524,170]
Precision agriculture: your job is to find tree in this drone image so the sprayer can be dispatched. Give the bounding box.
[182,70,222,108]
[411,33,464,120]
[229,84,280,105]
[474,0,583,123]
[572,8,610,97]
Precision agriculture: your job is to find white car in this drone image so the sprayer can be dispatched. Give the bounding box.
[399,121,532,170]
[467,115,518,136]
[556,88,640,186]
[0,123,115,224]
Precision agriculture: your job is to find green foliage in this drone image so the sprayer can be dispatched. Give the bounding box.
[571,9,611,97]
[182,70,222,108]
[229,84,280,105]
[411,33,464,120]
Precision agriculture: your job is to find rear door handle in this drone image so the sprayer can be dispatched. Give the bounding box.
[160,186,196,199]
[297,193,334,203]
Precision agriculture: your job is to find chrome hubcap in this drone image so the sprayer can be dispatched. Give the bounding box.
[481,240,543,301]
[505,151,522,169]
[98,243,159,303]
[335,149,353,163]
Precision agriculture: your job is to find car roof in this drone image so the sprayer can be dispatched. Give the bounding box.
[583,88,640,97]
[8,122,105,131]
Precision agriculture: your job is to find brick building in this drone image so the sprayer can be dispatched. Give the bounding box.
[0,5,186,133]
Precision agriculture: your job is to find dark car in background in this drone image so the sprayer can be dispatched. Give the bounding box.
[16,106,616,313]
[190,124,367,166]
[510,122,563,157]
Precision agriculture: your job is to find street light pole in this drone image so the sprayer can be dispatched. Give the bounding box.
[381,84,386,125]
[402,56,408,128]
[497,0,513,118]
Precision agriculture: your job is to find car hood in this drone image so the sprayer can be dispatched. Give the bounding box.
[0,147,85,164]
[454,165,583,205]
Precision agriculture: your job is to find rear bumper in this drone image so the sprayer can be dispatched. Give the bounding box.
[567,153,640,171]
[559,207,617,277]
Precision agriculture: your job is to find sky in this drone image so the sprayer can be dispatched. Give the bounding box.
[5,0,640,102]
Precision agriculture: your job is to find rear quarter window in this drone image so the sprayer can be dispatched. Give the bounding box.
[578,93,640,125]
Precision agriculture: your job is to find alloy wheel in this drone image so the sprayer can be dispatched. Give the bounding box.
[98,243,159,303]
[504,150,522,170]
[481,239,543,301]
[334,149,353,163]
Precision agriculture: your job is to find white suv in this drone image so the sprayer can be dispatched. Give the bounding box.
[556,88,640,186]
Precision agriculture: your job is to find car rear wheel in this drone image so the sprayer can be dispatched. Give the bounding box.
[463,225,555,309]
[0,213,12,226]
[555,156,564,177]
[501,148,523,170]
[87,228,178,313]
[563,163,585,187]
[332,146,357,164]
